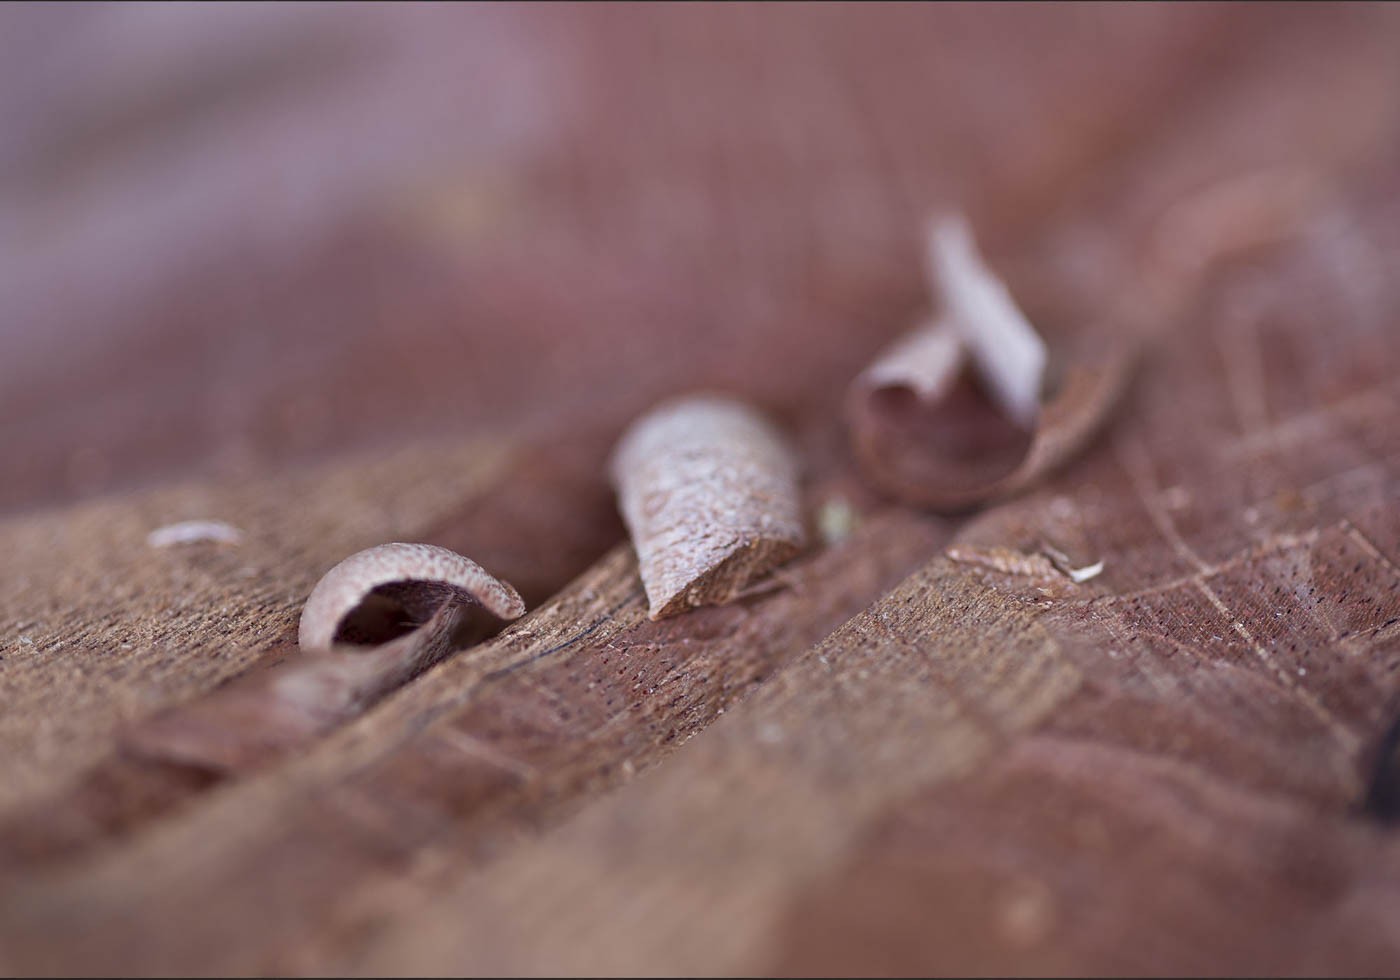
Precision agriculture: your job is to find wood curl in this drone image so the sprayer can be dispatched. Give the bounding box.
[848,217,1137,512]
[611,394,806,619]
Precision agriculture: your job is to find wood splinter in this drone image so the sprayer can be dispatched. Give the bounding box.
[848,214,1137,512]
[611,394,806,620]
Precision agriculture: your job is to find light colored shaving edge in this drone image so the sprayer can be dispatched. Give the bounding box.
[856,317,965,405]
[927,215,1048,430]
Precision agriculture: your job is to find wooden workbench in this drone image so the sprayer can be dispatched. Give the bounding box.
[2,4,1399,974]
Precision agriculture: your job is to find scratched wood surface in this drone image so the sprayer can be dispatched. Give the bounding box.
[2,4,1400,975]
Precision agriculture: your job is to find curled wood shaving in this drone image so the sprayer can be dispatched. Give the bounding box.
[125,544,525,773]
[611,394,806,620]
[298,542,524,650]
[848,216,1137,512]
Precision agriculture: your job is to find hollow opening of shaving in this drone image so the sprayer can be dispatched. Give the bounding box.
[329,582,504,649]
[870,376,1030,460]
[855,308,1053,489]
[845,258,1133,513]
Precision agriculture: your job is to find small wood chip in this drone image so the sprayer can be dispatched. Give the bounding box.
[146,520,244,548]
[610,394,806,619]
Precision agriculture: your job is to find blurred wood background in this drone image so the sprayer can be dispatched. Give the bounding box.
[2,3,1400,974]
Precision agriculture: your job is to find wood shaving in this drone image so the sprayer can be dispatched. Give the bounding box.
[298,542,524,651]
[611,394,806,619]
[146,520,244,548]
[848,215,1138,512]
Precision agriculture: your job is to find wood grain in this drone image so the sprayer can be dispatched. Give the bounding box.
[2,3,1399,975]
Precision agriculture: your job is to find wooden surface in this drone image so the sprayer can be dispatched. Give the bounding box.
[2,4,1400,975]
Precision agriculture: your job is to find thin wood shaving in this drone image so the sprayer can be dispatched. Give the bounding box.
[611,394,806,619]
[848,215,1138,512]
[298,542,524,650]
